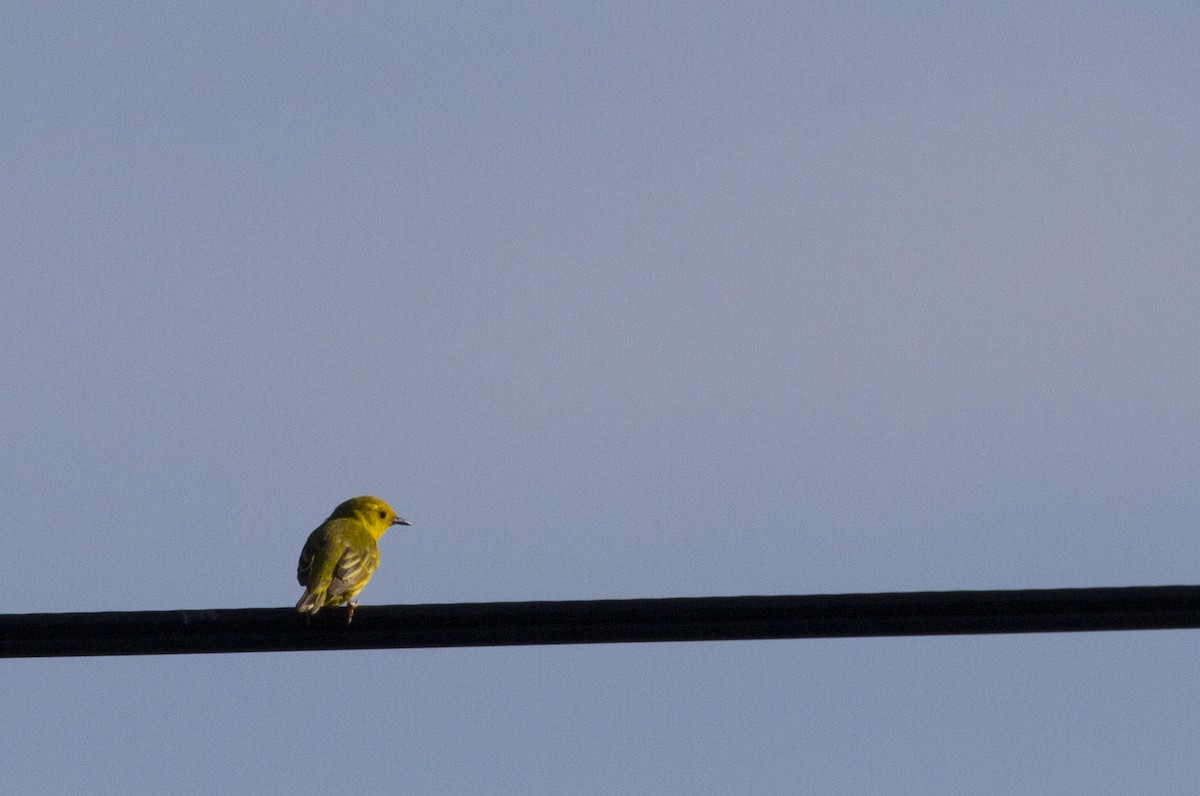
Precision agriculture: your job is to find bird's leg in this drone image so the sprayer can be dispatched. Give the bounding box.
[346,601,358,625]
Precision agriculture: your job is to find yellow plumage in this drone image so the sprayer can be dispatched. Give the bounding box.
[296,495,411,622]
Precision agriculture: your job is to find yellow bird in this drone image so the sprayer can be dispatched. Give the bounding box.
[296,495,411,623]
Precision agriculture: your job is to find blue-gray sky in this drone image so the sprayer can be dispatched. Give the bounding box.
[3,3,1200,792]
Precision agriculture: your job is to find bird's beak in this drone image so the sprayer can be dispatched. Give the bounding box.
[393,516,412,527]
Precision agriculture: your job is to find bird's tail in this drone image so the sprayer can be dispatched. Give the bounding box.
[296,589,324,614]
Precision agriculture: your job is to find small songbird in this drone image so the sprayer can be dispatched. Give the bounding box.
[296,495,411,623]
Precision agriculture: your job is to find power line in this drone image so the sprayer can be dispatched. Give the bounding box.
[3,585,1199,658]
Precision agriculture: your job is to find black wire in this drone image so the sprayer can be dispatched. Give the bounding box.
[3,586,1199,658]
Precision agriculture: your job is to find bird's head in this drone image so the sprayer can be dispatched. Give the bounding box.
[330,495,412,538]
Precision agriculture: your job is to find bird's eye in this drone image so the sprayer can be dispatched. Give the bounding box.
[378,510,386,519]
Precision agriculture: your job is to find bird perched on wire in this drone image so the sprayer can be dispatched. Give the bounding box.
[296,495,411,623]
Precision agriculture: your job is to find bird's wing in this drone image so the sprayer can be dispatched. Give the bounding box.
[328,542,380,597]
[296,529,328,587]
[297,534,318,586]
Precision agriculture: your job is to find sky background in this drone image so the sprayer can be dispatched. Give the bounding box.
[3,2,1200,792]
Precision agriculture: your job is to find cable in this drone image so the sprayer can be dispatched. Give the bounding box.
[3,585,1199,658]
